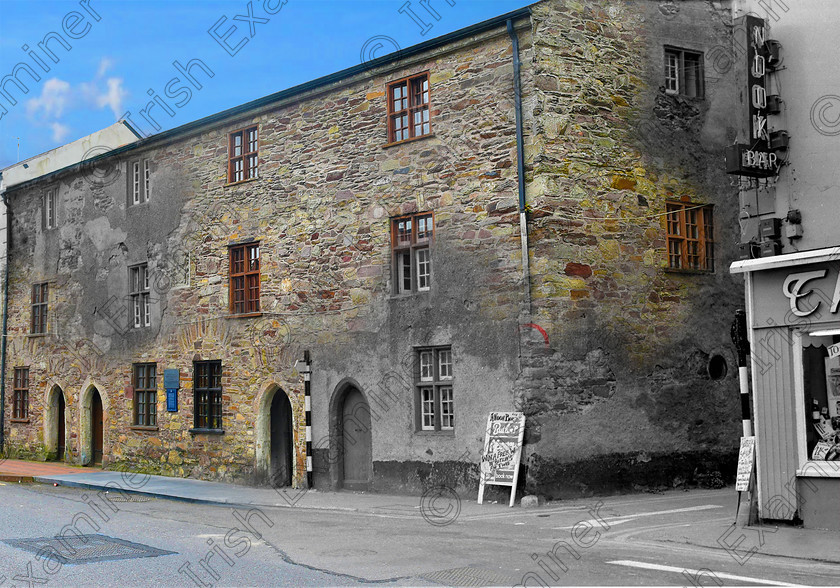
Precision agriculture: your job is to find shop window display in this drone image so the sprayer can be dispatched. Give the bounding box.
[802,337,840,461]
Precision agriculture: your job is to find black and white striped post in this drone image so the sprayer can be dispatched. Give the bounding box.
[731,309,752,436]
[302,350,313,488]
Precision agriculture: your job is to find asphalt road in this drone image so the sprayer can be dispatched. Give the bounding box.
[1,482,838,586]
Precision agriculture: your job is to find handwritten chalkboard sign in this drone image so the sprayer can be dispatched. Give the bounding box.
[478,412,525,507]
[735,436,756,492]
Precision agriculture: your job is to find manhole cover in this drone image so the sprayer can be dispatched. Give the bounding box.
[3,534,176,565]
[422,566,516,587]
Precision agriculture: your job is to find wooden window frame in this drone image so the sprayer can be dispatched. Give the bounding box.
[415,346,454,432]
[664,47,704,98]
[31,282,48,334]
[666,201,714,272]
[13,367,29,420]
[391,213,433,295]
[129,263,151,328]
[44,188,57,229]
[133,363,157,427]
[129,159,151,206]
[193,360,223,431]
[227,125,259,184]
[386,72,431,145]
[229,242,260,315]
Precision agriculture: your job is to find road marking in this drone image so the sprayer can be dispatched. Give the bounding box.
[606,560,804,587]
[552,504,722,530]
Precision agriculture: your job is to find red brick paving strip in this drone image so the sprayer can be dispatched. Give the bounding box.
[0,459,100,476]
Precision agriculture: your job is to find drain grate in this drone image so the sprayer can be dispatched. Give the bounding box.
[422,566,516,587]
[3,534,176,565]
[102,494,154,503]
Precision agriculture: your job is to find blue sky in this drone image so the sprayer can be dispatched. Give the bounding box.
[0,0,531,168]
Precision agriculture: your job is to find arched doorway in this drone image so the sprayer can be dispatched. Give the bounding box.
[57,393,66,461]
[339,387,372,490]
[91,388,103,465]
[270,390,293,487]
[44,385,67,461]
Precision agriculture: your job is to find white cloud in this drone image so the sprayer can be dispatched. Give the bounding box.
[26,78,71,119]
[96,57,114,78]
[50,122,71,142]
[95,77,127,120]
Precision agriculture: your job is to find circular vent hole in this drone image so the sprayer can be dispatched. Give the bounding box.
[708,354,728,381]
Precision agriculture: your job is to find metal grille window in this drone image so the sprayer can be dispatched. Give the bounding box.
[392,213,433,294]
[229,243,260,314]
[194,361,222,430]
[387,72,430,143]
[129,264,151,328]
[44,188,57,229]
[13,367,29,420]
[133,363,157,427]
[416,346,454,432]
[664,47,704,98]
[228,126,258,183]
[31,283,48,334]
[666,202,714,272]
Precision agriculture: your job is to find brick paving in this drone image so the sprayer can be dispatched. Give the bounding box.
[0,459,99,477]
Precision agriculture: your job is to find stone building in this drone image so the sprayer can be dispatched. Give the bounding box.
[1,0,743,498]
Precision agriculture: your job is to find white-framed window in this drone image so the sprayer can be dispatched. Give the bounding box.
[664,47,704,98]
[131,159,150,205]
[44,188,57,229]
[392,212,433,295]
[130,263,150,328]
[415,346,454,432]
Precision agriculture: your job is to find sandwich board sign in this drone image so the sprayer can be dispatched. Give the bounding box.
[478,411,525,507]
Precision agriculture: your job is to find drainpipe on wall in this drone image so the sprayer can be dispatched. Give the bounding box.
[0,181,10,455]
[507,19,531,312]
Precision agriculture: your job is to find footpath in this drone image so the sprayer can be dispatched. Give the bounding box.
[2,458,839,567]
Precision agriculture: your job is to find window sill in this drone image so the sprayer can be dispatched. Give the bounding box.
[224,177,260,188]
[796,462,840,478]
[189,428,225,436]
[414,430,455,436]
[382,133,435,149]
[226,312,263,319]
[130,425,159,432]
[10,418,30,424]
[27,333,48,338]
[391,290,430,298]
[664,268,714,275]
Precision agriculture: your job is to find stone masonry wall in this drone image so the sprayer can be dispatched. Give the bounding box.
[517,0,744,497]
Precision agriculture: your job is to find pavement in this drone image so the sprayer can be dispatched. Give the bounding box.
[3,457,840,571]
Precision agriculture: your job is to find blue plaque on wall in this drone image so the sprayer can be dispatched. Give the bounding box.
[163,369,180,389]
[166,389,178,412]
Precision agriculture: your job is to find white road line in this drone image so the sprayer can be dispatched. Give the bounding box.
[552,504,722,530]
[607,560,804,587]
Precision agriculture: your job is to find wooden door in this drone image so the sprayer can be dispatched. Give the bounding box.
[341,388,372,490]
[57,393,65,461]
[270,390,293,487]
[91,389,103,465]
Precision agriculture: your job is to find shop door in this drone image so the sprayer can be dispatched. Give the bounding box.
[341,388,372,490]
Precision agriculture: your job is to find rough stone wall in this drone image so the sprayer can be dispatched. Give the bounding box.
[518,0,744,497]
[2,25,526,492]
[2,0,744,498]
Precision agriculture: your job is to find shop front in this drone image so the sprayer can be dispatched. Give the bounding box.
[732,247,840,530]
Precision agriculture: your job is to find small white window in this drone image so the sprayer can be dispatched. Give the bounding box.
[439,349,453,380]
[133,162,141,205]
[421,388,435,430]
[44,189,57,229]
[144,160,151,201]
[420,351,434,381]
[440,387,454,430]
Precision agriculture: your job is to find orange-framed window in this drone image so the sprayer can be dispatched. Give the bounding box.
[391,212,433,294]
[387,72,431,144]
[228,125,259,183]
[133,363,157,427]
[666,202,714,271]
[31,283,48,334]
[229,242,260,314]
